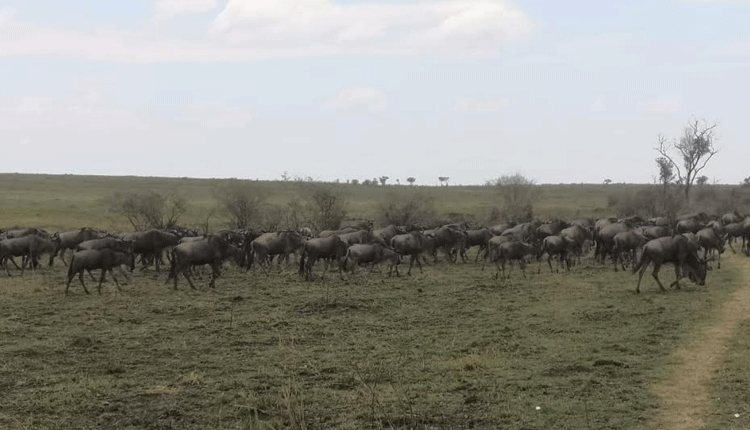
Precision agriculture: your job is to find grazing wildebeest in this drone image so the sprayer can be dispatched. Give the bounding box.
[298,235,348,281]
[66,249,135,295]
[721,210,743,226]
[52,227,108,265]
[560,224,592,266]
[122,229,181,272]
[251,231,305,272]
[166,235,230,290]
[338,229,377,246]
[648,216,671,227]
[0,235,56,276]
[723,221,745,253]
[535,220,569,243]
[342,243,400,278]
[424,226,467,263]
[319,227,359,238]
[489,222,515,236]
[77,237,134,253]
[696,227,725,268]
[487,240,536,280]
[372,225,406,245]
[538,235,568,273]
[460,228,494,262]
[595,222,630,262]
[501,221,540,243]
[611,230,648,271]
[636,225,671,240]
[632,235,707,293]
[675,217,704,234]
[390,232,425,275]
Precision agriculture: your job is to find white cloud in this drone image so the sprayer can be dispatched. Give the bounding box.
[213,0,532,57]
[177,102,253,128]
[643,97,683,114]
[453,97,510,112]
[155,0,221,18]
[323,86,387,113]
[0,1,531,63]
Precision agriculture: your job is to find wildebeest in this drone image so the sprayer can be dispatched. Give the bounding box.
[298,235,348,281]
[560,224,591,266]
[460,228,494,262]
[338,229,377,246]
[535,220,569,243]
[372,225,406,245]
[632,235,707,293]
[423,226,466,263]
[538,235,568,273]
[319,226,359,238]
[696,226,725,268]
[611,230,648,271]
[675,217,704,234]
[390,232,425,275]
[251,231,305,272]
[501,221,539,243]
[166,235,230,289]
[122,229,181,272]
[636,225,671,240]
[52,227,108,265]
[487,240,537,279]
[1,235,56,275]
[595,222,630,262]
[342,243,400,278]
[721,210,743,226]
[77,237,134,253]
[66,249,135,295]
[2,227,51,239]
[489,222,515,236]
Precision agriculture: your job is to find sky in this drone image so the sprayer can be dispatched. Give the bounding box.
[1,0,749,185]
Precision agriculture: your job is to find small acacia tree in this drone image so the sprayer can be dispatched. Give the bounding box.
[217,183,267,230]
[286,185,348,234]
[485,174,539,222]
[656,157,675,194]
[377,192,437,227]
[655,117,719,200]
[110,191,187,230]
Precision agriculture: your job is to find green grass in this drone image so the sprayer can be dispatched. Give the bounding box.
[0,173,631,232]
[0,255,743,430]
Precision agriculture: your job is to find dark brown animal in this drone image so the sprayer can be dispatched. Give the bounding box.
[298,235,348,281]
[632,235,707,293]
[166,235,230,289]
[66,249,135,295]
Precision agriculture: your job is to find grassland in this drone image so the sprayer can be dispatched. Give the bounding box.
[1,173,749,430]
[0,173,633,232]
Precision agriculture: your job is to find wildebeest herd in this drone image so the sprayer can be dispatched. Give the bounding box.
[1,210,748,294]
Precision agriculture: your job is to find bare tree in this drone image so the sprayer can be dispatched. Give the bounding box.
[485,174,539,222]
[655,157,674,194]
[378,192,437,227]
[110,192,187,230]
[655,117,719,200]
[285,186,348,234]
[406,177,416,186]
[217,184,267,230]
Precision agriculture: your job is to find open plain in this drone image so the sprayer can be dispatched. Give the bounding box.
[1,174,749,430]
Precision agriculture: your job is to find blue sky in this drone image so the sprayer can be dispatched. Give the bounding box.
[1,0,748,185]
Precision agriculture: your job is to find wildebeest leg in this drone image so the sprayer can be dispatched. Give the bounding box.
[209,264,220,288]
[97,269,107,294]
[727,238,736,254]
[651,262,667,292]
[635,258,650,294]
[78,272,91,295]
[669,264,682,290]
[520,260,527,278]
[182,268,198,290]
[86,269,98,282]
[109,269,123,291]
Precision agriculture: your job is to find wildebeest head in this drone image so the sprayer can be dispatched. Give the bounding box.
[684,253,707,286]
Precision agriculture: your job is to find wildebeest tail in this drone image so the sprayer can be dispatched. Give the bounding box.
[632,246,648,274]
[66,254,75,281]
[342,248,352,272]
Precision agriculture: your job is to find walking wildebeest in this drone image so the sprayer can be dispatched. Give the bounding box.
[423,226,466,263]
[52,227,108,265]
[632,235,707,293]
[595,222,630,262]
[122,229,181,273]
[372,225,407,245]
[390,232,425,275]
[611,230,648,271]
[538,235,568,273]
[166,235,231,290]
[342,243,400,278]
[696,226,725,268]
[560,224,591,266]
[460,228,494,262]
[77,237,134,253]
[251,231,305,272]
[1,235,56,275]
[489,222,515,236]
[298,235,348,281]
[66,249,135,295]
[487,240,537,280]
